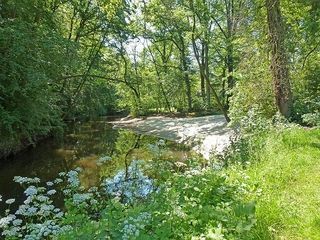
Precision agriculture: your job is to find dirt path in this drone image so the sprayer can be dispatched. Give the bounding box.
[111,115,234,159]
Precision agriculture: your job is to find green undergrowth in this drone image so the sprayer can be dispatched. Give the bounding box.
[0,144,255,239]
[1,125,319,239]
[59,170,256,240]
[228,126,320,239]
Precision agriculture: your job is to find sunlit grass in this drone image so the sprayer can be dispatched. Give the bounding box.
[246,127,320,239]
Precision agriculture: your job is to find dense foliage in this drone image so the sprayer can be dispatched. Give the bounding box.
[0,0,319,238]
[0,153,256,239]
[2,125,318,239]
[1,0,319,156]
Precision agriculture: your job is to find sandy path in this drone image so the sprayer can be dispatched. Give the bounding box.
[111,115,234,159]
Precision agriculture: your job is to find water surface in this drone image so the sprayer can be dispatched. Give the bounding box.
[0,119,191,211]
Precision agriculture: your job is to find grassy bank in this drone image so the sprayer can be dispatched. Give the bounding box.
[240,127,320,239]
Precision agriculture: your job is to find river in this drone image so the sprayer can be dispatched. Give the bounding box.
[0,118,191,212]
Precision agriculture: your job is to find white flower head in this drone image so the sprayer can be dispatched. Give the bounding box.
[54,178,63,184]
[24,186,38,196]
[12,219,23,226]
[46,181,54,187]
[47,190,56,196]
[0,215,16,228]
[5,198,15,204]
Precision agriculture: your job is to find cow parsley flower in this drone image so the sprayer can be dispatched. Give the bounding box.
[5,198,15,204]
[47,190,56,196]
[55,212,64,218]
[37,195,49,202]
[63,189,71,195]
[54,178,63,184]
[72,193,92,204]
[12,219,23,226]
[24,186,38,196]
[67,170,80,188]
[24,197,32,205]
[46,181,54,187]
[32,177,41,183]
[13,176,27,184]
[0,214,16,228]
[158,139,165,146]
[104,161,153,203]
[25,206,38,216]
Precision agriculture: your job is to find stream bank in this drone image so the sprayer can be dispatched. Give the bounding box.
[111,115,234,159]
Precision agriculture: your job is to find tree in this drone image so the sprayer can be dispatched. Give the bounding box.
[188,0,230,121]
[266,0,292,118]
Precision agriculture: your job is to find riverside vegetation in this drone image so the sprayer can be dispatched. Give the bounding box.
[1,0,320,239]
[1,120,319,239]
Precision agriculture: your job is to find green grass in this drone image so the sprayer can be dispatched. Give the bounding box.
[244,127,320,239]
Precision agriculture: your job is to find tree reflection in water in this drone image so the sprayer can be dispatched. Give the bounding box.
[0,119,191,212]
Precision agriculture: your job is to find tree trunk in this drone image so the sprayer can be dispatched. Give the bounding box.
[226,43,234,109]
[204,41,211,107]
[180,42,192,112]
[225,0,235,109]
[266,0,292,118]
[200,45,206,104]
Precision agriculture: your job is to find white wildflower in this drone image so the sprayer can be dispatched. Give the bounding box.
[46,181,54,187]
[12,219,23,226]
[54,178,63,184]
[25,206,38,216]
[63,189,71,195]
[37,195,49,202]
[24,186,38,196]
[72,193,92,204]
[53,208,60,213]
[13,176,27,184]
[0,214,16,228]
[47,190,56,196]
[23,197,32,205]
[5,198,15,204]
[158,139,165,146]
[67,170,80,188]
[32,177,41,183]
[55,212,64,218]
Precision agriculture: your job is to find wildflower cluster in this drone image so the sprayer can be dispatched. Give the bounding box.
[0,175,69,239]
[0,141,256,239]
[120,212,152,240]
[103,160,154,203]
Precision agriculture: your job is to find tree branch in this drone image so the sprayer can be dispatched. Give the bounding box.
[302,42,320,69]
[58,74,127,84]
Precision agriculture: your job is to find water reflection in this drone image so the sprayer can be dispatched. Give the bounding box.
[0,119,191,211]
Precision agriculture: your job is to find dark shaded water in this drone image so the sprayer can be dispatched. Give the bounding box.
[0,119,191,212]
